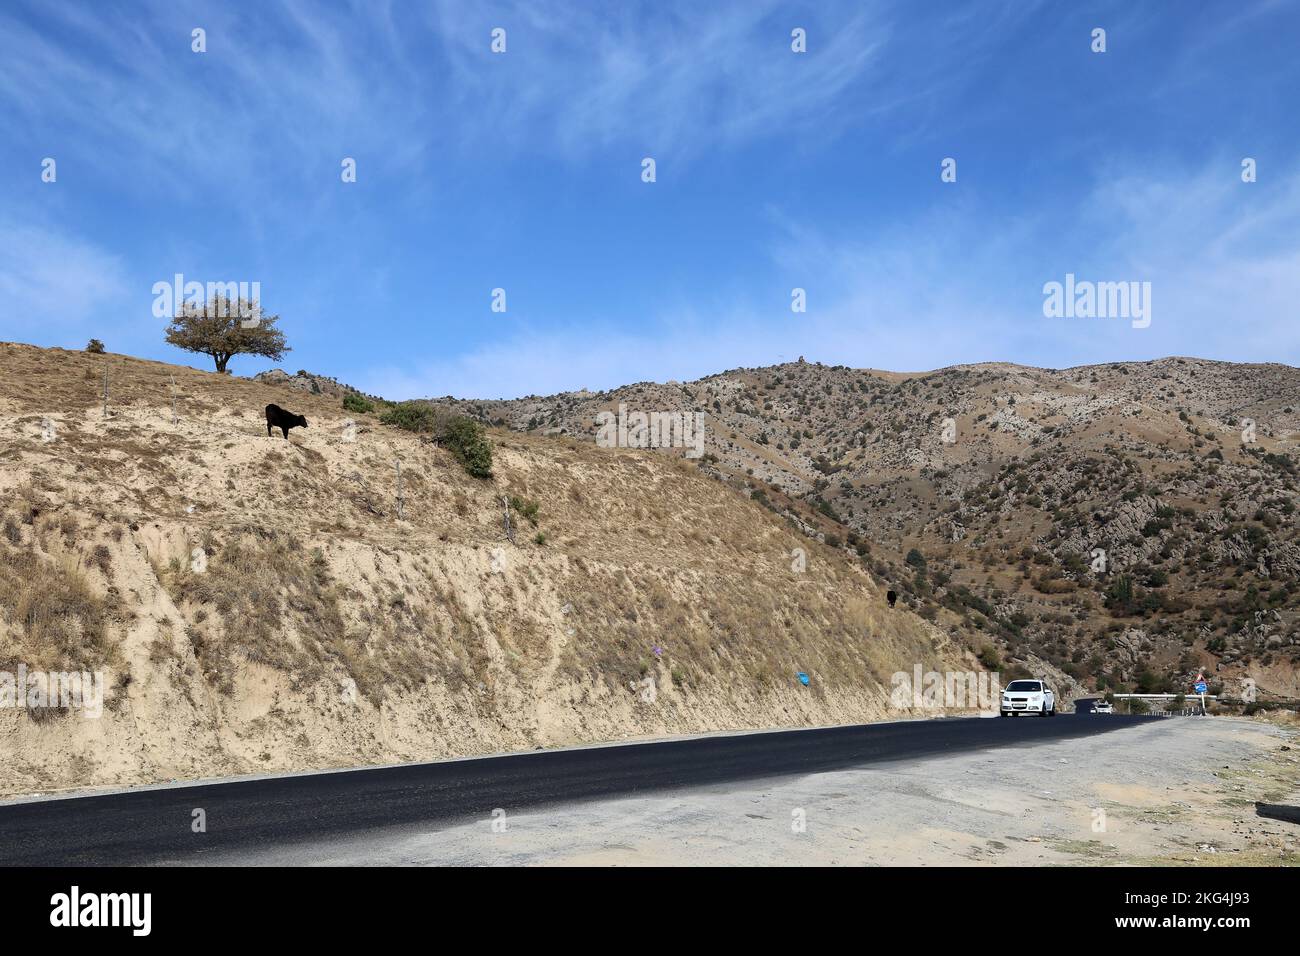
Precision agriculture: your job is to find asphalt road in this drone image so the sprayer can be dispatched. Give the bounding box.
[0,714,1151,865]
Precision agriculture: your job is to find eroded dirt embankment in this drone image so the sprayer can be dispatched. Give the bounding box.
[1,343,978,796]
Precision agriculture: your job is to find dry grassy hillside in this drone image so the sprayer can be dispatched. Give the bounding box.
[0,343,973,797]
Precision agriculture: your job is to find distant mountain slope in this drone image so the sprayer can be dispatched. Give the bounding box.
[420,357,1300,702]
[251,367,377,401]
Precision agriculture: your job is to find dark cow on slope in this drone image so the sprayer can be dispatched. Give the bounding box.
[265,403,308,440]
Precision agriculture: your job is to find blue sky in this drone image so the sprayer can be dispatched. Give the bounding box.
[1,0,1297,399]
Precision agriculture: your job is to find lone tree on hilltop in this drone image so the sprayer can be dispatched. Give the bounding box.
[164,294,289,374]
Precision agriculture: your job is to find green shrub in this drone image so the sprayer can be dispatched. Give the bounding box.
[445,417,493,479]
[342,393,375,414]
[380,401,442,433]
[1135,669,1170,693]
[380,404,493,478]
[814,498,841,522]
[1104,574,1135,612]
[85,339,106,354]
[509,496,540,526]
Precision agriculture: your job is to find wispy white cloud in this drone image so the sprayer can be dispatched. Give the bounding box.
[364,153,1300,400]
[0,219,130,337]
[0,0,898,190]
[1084,158,1300,356]
[3,1,1293,391]
[360,312,768,401]
[418,0,898,161]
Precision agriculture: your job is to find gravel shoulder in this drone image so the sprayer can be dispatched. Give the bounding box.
[188,714,1300,866]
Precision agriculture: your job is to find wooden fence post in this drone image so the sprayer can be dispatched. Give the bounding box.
[502,495,515,545]
[395,460,404,520]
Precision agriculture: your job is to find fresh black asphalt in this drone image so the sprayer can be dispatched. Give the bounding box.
[0,714,1152,865]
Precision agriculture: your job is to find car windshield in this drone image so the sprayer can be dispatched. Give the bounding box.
[1006,681,1042,692]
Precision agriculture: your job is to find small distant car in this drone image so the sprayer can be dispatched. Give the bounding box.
[1000,679,1056,717]
[1092,700,1114,715]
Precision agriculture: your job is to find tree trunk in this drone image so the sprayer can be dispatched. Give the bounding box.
[214,354,229,374]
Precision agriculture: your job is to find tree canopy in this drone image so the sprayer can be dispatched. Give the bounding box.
[164,295,289,373]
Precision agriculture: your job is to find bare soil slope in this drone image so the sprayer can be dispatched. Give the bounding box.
[0,343,968,797]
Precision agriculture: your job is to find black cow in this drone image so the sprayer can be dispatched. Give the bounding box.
[886,590,897,608]
[265,403,308,440]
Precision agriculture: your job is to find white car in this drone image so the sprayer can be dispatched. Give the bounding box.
[1092,700,1114,714]
[1000,679,1056,717]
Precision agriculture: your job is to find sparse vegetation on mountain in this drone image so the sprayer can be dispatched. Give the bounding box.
[509,495,540,526]
[415,355,1300,703]
[342,393,375,414]
[444,417,493,479]
[380,400,442,433]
